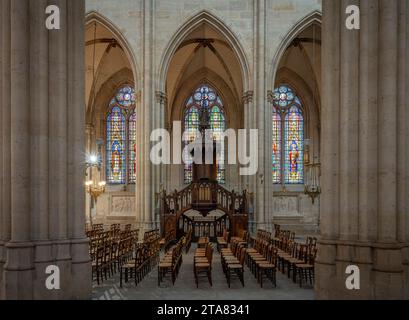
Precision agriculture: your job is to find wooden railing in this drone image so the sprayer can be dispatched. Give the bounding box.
[178,214,230,242]
[159,182,249,240]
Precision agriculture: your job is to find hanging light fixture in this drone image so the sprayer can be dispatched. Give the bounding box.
[304,23,321,204]
[85,22,106,227]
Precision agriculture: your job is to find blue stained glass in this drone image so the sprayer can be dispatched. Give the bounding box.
[284,106,304,184]
[183,107,200,184]
[106,85,136,185]
[115,86,136,108]
[107,106,126,184]
[273,85,296,108]
[272,85,304,185]
[272,107,282,184]
[184,85,226,184]
[128,112,137,184]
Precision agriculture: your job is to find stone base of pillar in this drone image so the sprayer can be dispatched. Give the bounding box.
[69,238,92,300]
[0,239,91,300]
[315,240,409,300]
[0,241,5,278]
[1,242,35,300]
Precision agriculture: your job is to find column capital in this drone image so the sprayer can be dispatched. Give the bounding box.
[135,91,142,103]
[85,123,95,135]
[155,91,168,105]
[267,90,274,104]
[242,91,254,104]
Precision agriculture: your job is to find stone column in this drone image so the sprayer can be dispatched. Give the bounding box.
[0,0,91,300]
[0,0,12,292]
[243,91,256,233]
[135,0,155,234]
[154,91,167,229]
[266,90,276,233]
[316,0,409,299]
[252,0,267,233]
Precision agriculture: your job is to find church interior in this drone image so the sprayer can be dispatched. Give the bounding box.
[0,0,408,300]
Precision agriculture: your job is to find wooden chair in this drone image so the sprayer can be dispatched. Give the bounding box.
[92,246,105,285]
[256,245,278,288]
[217,230,229,252]
[158,237,184,286]
[120,245,144,287]
[221,241,241,275]
[295,247,317,287]
[197,237,209,249]
[247,240,269,276]
[194,244,214,288]
[225,246,246,288]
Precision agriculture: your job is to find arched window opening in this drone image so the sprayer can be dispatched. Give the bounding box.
[183,85,226,184]
[106,86,137,185]
[272,85,304,185]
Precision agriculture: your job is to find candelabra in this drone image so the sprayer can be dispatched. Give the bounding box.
[304,163,321,204]
[85,149,104,227]
[85,180,106,200]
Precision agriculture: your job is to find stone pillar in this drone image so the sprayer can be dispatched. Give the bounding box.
[316,0,409,299]
[154,91,167,229]
[243,91,256,233]
[0,0,12,294]
[135,0,155,234]
[253,0,267,232]
[0,0,91,300]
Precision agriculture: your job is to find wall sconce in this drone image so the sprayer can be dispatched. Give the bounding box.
[304,163,321,204]
[85,180,106,201]
[85,145,104,227]
[259,174,264,185]
[85,153,102,173]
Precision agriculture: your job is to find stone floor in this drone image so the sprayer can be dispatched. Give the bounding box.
[92,244,315,300]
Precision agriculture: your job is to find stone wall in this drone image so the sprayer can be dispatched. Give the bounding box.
[85,0,322,233]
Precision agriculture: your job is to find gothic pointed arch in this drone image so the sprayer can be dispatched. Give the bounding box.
[268,11,322,91]
[85,12,140,125]
[158,10,251,94]
[85,11,140,87]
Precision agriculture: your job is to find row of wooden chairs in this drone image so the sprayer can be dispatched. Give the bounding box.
[231,230,249,245]
[252,227,318,287]
[85,223,104,233]
[246,239,277,287]
[161,230,176,253]
[120,234,161,287]
[216,229,230,252]
[221,240,246,288]
[91,230,139,285]
[276,239,317,287]
[158,237,185,286]
[144,229,160,242]
[87,225,137,240]
[194,243,214,288]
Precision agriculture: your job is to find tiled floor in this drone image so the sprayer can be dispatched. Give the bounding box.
[92,244,315,300]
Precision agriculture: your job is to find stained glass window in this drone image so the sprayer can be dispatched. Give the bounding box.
[116,86,136,108]
[128,112,137,184]
[273,85,296,108]
[107,106,126,184]
[272,107,282,184]
[106,85,136,185]
[272,85,304,185]
[183,85,226,184]
[210,106,226,184]
[284,106,304,184]
[183,107,200,184]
